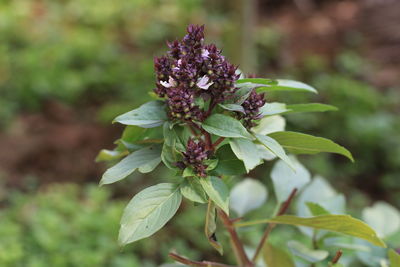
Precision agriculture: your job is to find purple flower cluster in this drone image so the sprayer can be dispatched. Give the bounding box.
[182,138,209,177]
[154,24,240,122]
[236,89,266,128]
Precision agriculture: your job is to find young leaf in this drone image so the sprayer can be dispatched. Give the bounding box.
[230,178,268,216]
[257,79,317,94]
[268,131,354,162]
[119,183,182,245]
[100,145,162,185]
[270,158,311,203]
[255,134,294,169]
[285,103,338,114]
[262,242,295,267]
[266,215,386,248]
[202,114,253,140]
[306,202,330,216]
[229,138,262,173]
[200,176,230,215]
[114,101,167,128]
[180,178,208,204]
[205,200,223,255]
[389,249,400,266]
[219,103,245,113]
[287,240,329,263]
[236,78,276,85]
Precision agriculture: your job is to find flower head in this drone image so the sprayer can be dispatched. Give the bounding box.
[182,138,209,177]
[236,89,266,128]
[154,24,240,122]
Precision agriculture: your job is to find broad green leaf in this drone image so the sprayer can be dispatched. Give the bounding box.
[266,215,386,247]
[200,176,230,215]
[389,249,400,266]
[306,202,330,216]
[119,183,182,245]
[263,242,295,267]
[236,78,276,85]
[219,103,245,113]
[213,145,247,176]
[270,157,311,203]
[285,103,338,114]
[180,178,207,204]
[257,79,317,94]
[202,114,253,140]
[287,240,329,263]
[259,102,289,116]
[95,149,128,162]
[269,131,354,162]
[229,138,262,173]
[100,145,162,185]
[230,178,268,216]
[205,159,219,171]
[255,134,294,169]
[252,115,286,135]
[362,202,400,238]
[205,200,223,255]
[114,101,167,128]
[161,123,183,170]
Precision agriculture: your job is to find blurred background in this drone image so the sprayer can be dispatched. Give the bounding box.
[0,0,399,266]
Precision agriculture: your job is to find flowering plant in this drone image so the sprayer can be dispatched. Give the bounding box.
[98,25,398,266]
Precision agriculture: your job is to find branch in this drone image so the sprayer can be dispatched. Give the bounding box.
[218,210,254,267]
[212,137,225,149]
[331,249,343,265]
[252,188,298,262]
[168,252,236,267]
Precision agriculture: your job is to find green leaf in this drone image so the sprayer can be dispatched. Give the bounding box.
[180,178,208,204]
[285,103,338,114]
[219,103,245,113]
[262,242,295,267]
[182,167,196,177]
[269,131,354,162]
[229,138,262,173]
[200,176,230,215]
[362,202,400,238]
[100,145,162,185]
[257,79,317,94]
[114,101,167,128]
[204,159,219,171]
[236,78,276,85]
[252,115,286,135]
[202,114,253,140]
[267,215,386,248]
[161,123,183,170]
[259,102,289,116]
[230,85,254,104]
[389,249,400,266]
[270,157,311,203]
[95,149,128,162]
[287,240,329,263]
[255,134,294,169]
[230,178,268,216]
[306,202,330,216]
[205,200,223,255]
[119,183,182,245]
[213,145,247,176]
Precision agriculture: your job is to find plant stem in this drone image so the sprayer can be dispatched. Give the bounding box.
[252,188,298,262]
[218,209,254,267]
[169,252,236,267]
[331,249,343,264]
[213,137,225,148]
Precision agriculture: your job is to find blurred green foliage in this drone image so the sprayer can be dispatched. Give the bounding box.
[0,0,206,125]
[0,183,226,267]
